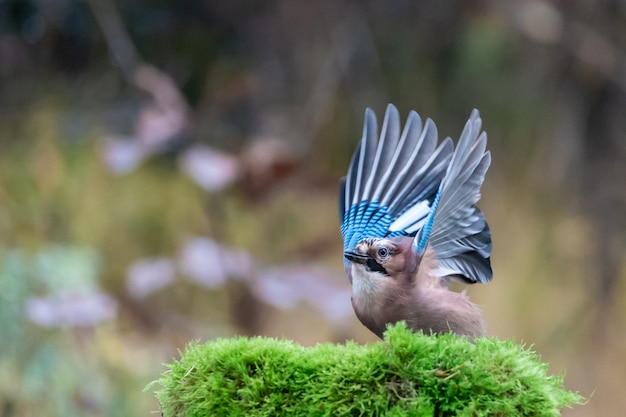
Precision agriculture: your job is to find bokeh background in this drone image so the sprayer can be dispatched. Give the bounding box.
[1,0,625,415]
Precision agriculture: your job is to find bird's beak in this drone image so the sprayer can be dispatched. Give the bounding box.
[344,249,369,264]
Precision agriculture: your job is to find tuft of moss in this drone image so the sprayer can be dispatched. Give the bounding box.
[152,322,583,416]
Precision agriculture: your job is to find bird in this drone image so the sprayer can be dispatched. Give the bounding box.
[340,104,492,339]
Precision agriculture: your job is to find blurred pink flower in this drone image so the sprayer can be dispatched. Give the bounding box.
[178,238,223,288]
[179,145,239,191]
[297,270,353,322]
[254,267,301,309]
[178,238,254,288]
[133,65,189,152]
[254,266,352,322]
[135,106,186,152]
[100,65,190,174]
[217,246,254,280]
[101,136,145,174]
[126,258,176,299]
[121,236,352,325]
[25,292,117,328]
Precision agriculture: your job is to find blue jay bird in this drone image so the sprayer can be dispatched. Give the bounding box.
[340,104,492,339]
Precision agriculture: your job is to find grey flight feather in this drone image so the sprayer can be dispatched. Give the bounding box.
[346,108,378,206]
[363,104,401,202]
[423,109,493,284]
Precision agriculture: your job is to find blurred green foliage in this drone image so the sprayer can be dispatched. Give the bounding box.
[0,102,207,416]
[0,244,138,417]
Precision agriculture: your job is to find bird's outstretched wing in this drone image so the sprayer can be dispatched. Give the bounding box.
[413,109,492,284]
[340,104,453,251]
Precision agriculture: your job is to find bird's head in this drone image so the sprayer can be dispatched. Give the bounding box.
[344,237,417,284]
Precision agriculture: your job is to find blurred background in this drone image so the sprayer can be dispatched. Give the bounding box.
[0,0,624,415]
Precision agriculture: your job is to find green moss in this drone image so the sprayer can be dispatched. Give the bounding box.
[152,323,582,416]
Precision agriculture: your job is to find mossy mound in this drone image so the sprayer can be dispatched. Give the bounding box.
[152,323,582,416]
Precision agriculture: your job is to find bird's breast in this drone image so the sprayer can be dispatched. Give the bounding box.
[349,263,392,336]
[350,264,385,305]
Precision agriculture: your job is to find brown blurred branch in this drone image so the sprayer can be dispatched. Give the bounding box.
[87,0,190,148]
[87,0,189,112]
[297,5,377,152]
[86,0,140,82]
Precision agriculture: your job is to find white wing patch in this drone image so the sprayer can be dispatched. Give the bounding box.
[388,200,430,232]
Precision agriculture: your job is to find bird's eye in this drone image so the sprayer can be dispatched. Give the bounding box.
[377,247,389,259]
